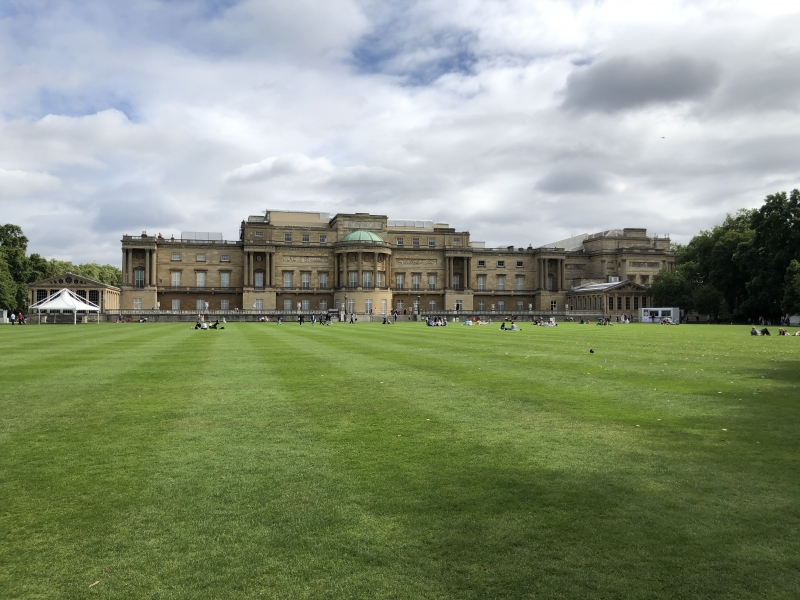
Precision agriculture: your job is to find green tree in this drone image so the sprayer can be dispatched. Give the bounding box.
[650,270,694,310]
[0,253,17,311]
[693,284,725,319]
[743,190,800,319]
[782,260,800,315]
[0,224,29,308]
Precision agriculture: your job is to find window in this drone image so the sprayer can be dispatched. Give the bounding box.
[319,234,327,243]
[617,297,622,310]
[428,237,436,247]
[319,273,327,289]
[381,299,387,314]
[477,260,485,267]
[478,275,486,290]
[172,253,181,261]
[254,272,264,288]
[376,272,384,288]
[220,272,230,288]
[319,300,328,311]
[171,272,181,287]
[453,274,460,290]
[301,273,310,289]
[302,234,310,243]
[255,231,263,237]
[497,261,505,268]
[412,237,420,247]
[133,298,142,310]
[283,272,292,288]
[302,299,310,310]
[221,254,230,262]
[349,271,358,287]
[284,299,292,310]
[221,300,229,310]
[365,299,372,314]
[412,274,421,290]
[498,301,505,311]
[428,300,436,311]
[478,300,485,311]
[37,289,48,302]
[413,298,420,312]
[551,300,557,311]
[516,261,523,268]
[197,254,206,262]
[347,298,355,314]
[89,290,99,305]
[497,276,505,291]
[634,297,639,310]
[284,233,292,242]
[396,237,404,246]
[517,301,524,312]
[642,297,648,308]
[196,272,206,288]
[396,274,404,289]
[363,272,372,288]
[134,270,145,288]
[516,276,524,291]
[396,300,404,309]
[625,297,631,310]
[428,275,436,290]
[172,299,180,310]
[453,237,461,244]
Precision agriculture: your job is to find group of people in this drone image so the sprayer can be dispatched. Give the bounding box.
[426,316,448,326]
[194,314,225,330]
[9,311,26,325]
[754,326,800,336]
[463,317,491,325]
[499,319,519,331]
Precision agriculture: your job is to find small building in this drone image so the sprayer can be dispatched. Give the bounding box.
[27,272,120,313]
[566,279,652,317]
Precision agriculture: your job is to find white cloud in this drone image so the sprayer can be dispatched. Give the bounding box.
[0,0,799,262]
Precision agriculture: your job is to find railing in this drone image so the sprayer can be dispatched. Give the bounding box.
[158,286,243,293]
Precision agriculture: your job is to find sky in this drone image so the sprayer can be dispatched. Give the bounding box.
[1,0,799,265]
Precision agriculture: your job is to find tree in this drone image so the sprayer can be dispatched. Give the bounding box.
[742,189,800,319]
[650,270,694,310]
[693,284,725,319]
[0,224,29,309]
[782,260,800,315]
[0,253,16,311]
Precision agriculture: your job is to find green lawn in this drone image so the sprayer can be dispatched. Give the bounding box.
[1,321,799,599]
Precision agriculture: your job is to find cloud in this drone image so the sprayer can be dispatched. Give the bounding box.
[0,169,61,196]
[536,167,610,195]
[223,154,335,183]
[562,55,722,113]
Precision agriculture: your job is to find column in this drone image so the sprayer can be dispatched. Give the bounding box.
[444,256,449,290]
[144,250,150,287]
[127,249,133,285]
[385,253,391,289]
[151,249,156,285]
[560,259,565,290]
[373,251,378,289]
[121,249,126,285]
[357,251,362,287]
[268,252,273,287]
[465,257,470,289]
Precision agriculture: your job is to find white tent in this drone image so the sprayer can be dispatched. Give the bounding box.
[29,289,101,324]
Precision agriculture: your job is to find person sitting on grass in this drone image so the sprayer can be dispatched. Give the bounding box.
[761,327,771,336]
[510,321,518,331]
[500,321,507,331]
[750,326,760,336]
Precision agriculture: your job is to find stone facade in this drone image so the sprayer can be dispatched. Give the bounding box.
[119,212,673,315]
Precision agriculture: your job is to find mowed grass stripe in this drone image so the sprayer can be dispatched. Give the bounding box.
[1,323,799,598]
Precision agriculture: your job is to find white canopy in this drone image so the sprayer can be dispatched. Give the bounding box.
[30,289,100,324]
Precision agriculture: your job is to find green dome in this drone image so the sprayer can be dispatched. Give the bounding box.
[342,230,385,243]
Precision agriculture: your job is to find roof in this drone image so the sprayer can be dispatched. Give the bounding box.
[341,230,385,243]
[28,272,120,290]
[569,280,648,293]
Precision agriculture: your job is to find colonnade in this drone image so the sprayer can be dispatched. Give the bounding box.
[334,250,391,288]
[122,247,157,287]
[537,257,566,291]
[444,256,470,289]
[243,250,274,288]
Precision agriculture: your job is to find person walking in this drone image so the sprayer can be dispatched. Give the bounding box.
[349,312,354,324]
[10,311,15,325]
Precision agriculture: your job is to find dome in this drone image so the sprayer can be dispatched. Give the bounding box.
[341,230,385,243]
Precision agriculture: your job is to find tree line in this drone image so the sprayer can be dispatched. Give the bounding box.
[0,224,121,311]
[650,189,800,319]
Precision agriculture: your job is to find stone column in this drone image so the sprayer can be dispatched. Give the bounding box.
[357,251,362,287]
[127,249,133,285]
[269,252,273,287]
[465,257,470,289]
[560,259,565,290]
[373,251,378,289]
[121,249,126,284]
[385,253,391,289]
[144,250,150,287]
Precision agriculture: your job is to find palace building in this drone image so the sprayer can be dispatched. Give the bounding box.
[119,210,674,315]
